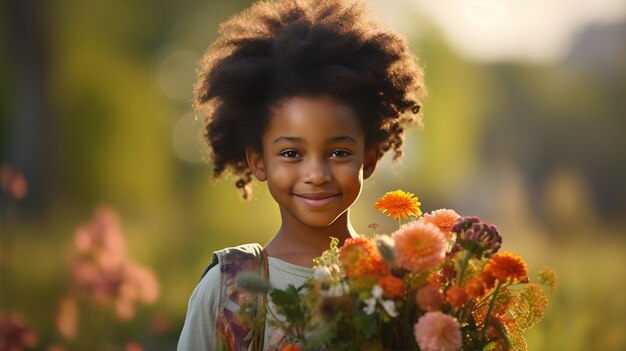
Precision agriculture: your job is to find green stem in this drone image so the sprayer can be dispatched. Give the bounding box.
[265,295,298,339]
[402,299,408,349]
[482,281,503,340]
[456,250,471,285]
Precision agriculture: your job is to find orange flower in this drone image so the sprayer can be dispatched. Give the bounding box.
[421,209,461,241]
[374,190,422,220]
[339,236,388,278]
[483,252,528,284]
[392,221,446,272]
[379,275,405,299]
[445,285,467,307]
[480,271,497,290]
[464,276,487,298]
[416,283,444,312]
[280,344,302,351]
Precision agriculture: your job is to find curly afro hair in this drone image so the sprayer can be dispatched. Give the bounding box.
[195,0,425,198]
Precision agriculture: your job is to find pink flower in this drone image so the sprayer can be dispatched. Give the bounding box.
[414,311,462,351]
[0,312,38,349]
[65,207,160,321]
[124,341,144,351]
[0,164,28,200]
[392,221,446,272]
[421,209,461,241]
[74,207,126,270]
[56,297,78,340]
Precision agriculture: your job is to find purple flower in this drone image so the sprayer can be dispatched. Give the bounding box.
[452,217,502,258]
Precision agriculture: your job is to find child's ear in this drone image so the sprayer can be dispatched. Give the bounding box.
[363,146,379,180]
[245,147,267,181]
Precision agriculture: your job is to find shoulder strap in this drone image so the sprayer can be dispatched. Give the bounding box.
[207,243,267,351]
[202,243,264,279]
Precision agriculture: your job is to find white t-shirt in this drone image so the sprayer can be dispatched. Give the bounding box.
[177,256,313,351]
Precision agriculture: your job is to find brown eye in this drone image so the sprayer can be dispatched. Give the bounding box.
[280,150,300,158]
[331,150,351,158]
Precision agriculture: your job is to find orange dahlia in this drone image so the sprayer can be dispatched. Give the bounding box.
[483,252,528,284]
[480,270,497,290]
[464,276,487,298]
[421,209,461,241]
[445,285,467,307]
[339,236,388,278]
[379,275,406,299]
[280,344,302,351]
[374,190,422,220]
[416,283,445,312]
[392,221,446,272]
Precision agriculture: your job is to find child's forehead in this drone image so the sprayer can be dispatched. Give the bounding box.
[264,96,365,141]
[272,95,356,119]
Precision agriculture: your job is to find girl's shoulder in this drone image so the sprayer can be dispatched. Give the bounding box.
[201,242,265,278]
[183,243,266,351]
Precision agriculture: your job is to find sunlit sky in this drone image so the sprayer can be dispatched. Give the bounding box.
[370,0,626,63]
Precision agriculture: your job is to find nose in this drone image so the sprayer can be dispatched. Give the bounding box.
[302,158,332,185]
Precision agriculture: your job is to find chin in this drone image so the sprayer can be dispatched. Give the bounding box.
[299,212,346,229]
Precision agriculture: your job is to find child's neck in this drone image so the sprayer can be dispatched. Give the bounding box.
[264,212,358,268]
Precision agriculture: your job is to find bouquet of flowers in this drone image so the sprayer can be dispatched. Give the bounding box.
[239,190,557,351]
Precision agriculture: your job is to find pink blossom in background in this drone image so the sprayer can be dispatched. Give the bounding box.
[0,164,27,200]
[0,312,38,350]
[55,297,78,340]
[124,341,145,351]
[74,207,126,270]
[56,206,160,338]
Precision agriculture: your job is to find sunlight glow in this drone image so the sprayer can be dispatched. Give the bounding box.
[370,0,626,62]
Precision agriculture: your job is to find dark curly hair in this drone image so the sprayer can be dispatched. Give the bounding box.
[194,0,425,198]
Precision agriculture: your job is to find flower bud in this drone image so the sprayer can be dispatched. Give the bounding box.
[235,272,271,293]
[375,235,396,265]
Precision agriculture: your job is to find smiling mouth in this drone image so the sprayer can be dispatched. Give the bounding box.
[294,193,340,208]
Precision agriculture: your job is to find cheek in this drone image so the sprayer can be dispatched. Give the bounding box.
[266,164,295,189]
[337,163,364,190]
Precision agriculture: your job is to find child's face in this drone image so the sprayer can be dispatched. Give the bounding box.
[246,96,378,229]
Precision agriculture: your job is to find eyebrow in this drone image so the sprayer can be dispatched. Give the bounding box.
[272,135,357,145]
[272,136,303,145]
[327,135,357,144]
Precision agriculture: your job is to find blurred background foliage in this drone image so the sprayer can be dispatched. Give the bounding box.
[1,0,624,350]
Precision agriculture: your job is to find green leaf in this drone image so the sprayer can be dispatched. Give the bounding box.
[270,285,306,324]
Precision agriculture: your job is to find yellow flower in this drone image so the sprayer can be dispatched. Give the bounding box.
[537,267,558,293]
[374,190,422,220]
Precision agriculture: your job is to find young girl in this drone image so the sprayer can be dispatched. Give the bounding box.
[178,0,424,349]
